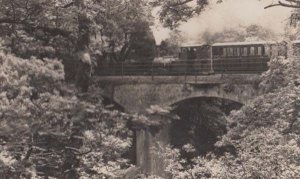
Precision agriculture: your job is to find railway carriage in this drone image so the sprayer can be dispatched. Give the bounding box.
[211,41,276,73]
[179,41,282,74]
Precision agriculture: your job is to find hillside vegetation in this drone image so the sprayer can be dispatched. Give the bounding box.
[0,53,137,178]
[1,51,299,179]
[153,57,300,179]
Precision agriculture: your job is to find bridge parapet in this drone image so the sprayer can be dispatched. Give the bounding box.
[97,58,269,76]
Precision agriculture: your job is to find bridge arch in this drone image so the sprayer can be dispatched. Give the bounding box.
[109,83,257,113]
[169,96,243,157]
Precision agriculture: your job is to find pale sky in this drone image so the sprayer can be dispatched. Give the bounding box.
[152,0,292,44]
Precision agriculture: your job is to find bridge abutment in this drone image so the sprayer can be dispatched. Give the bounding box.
[135,115,171,178]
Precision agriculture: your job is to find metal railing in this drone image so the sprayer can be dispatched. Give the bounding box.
[97,58,269,77]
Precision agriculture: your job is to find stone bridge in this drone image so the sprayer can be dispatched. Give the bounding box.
[97,74,262,113]
[95,74,263,178]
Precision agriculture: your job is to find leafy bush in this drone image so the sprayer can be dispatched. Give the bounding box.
[0,53,134,178]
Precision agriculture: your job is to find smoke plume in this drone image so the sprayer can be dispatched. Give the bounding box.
[153,0,291,44]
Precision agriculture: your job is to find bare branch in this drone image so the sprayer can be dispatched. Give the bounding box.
[286,0,300,3]
[61,1,75,8]
[264,3,283,9]
[168,0,194,7]
[265,1,300,9]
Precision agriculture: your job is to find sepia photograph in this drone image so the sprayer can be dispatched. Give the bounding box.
[0,0,299,178]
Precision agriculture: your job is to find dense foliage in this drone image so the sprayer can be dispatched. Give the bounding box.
[1,1,299,179]
[156,56,300,178]
[0,52,136,178]
[150,0,209,29]
[0,0,158,92]
[0,0,153,57]
[157,30,185,57]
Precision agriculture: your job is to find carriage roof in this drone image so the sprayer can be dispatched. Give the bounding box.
[180,41,278,48]
[212,41,276,47]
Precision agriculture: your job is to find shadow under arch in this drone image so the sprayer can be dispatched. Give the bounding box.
[169,96,243,158]
[170,96,244,109]
[101,96,126,112]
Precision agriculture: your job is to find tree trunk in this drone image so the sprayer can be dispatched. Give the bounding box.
[75,0,91,93]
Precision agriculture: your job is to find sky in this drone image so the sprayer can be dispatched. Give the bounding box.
[152,0,292,44]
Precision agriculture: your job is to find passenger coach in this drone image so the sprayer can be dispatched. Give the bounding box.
[211,41,276,73]
[179,41,279,74]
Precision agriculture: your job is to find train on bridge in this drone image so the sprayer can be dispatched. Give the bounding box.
[97,41,297,76]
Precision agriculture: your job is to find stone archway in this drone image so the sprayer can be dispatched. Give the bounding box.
[111,83,257,113]
[134,97,243,178]
[169,97,243,158]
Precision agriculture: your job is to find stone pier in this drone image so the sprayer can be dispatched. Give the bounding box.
[136,115,172,178]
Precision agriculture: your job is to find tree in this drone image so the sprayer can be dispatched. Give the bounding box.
[0,52,138,178]
[158,30,185,57]
[150,0,209,29]
[0,0,154,91]
[121,20,157,62]
[265,0,300,9]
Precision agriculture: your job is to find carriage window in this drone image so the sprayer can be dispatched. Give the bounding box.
[227,48,234,56]
[212,48,217,55]
[242,47,248,56]
[262,46,266,56]
[233,48,237,56]
[257,47,262,56]
[219,48,223,56]
[250,47,255,56]
[223,48,227,56]
[233,48,240,56]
